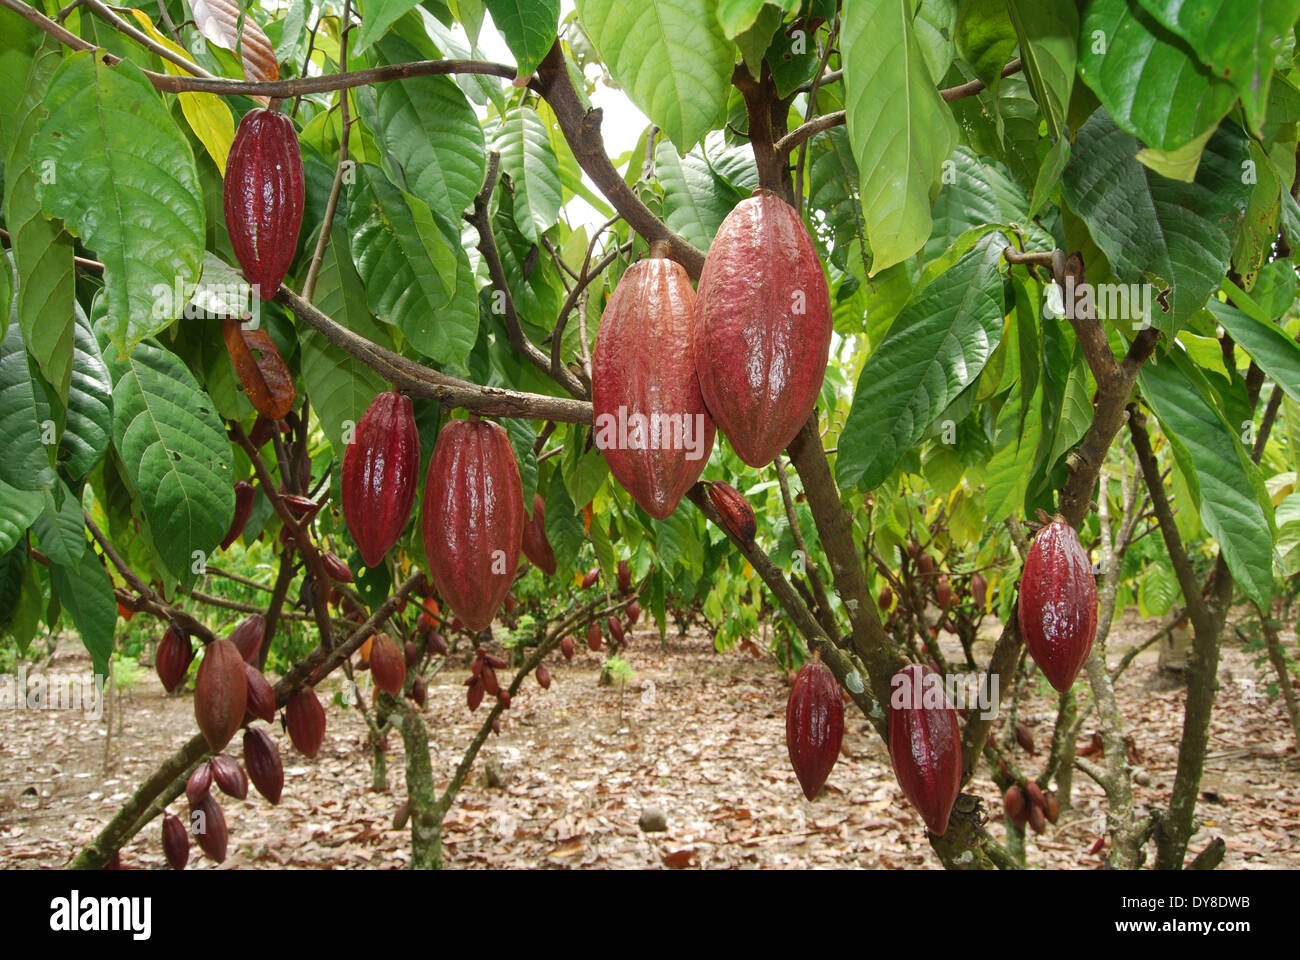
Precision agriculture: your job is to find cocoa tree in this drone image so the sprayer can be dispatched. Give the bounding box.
[0,0,1298,872]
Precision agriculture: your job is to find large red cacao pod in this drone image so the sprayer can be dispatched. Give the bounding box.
[243,726,284,805]
[229,614,266,665]
[342,391,420,568]
[707,480,756,544]
[591,257,715,519]
[521,493,557,576]
[888,663,962,835]
[1017,518,1097,692]
[694,191,832,467]
[220,480,255,550]
[223,108,304,298]
[155,624,192,693]
[285,687,326,758]
[191,793,229,863]
[211,754,249,800]
[785,659,843,801]
[194,639,248,751]
[162,812,189,870]
[369,632,406,696]
[421,419,524,632]
[243,663,276,723]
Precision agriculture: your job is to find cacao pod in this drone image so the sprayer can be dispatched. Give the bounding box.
[1027,801,1046,834]
[694,191,832,467]
[1016,721,1036,755]
[581,567,600,590]
[560,636,575,660]
[370,632,406,696]
[223,107,305,298]
[243,663,276,723]
[220,481,255,550]
[248,415,277,449]
[498,689,511,709]
[586,621,602,651]
[617,560,632,595]
[156,624,192,693]
[404,640,419,668]
[321,551,354,583]
[481,664,499,697]
[1025,780,1046,812]
[1017,518,1097,692]
[608,616,625,645]
[1003,784,1026,822]
[411,676,426,708]
[887,663,962,835]
[422,418,524,632]
[537,664,551,689]
[936,575,954,610]
[280,493,319,519]
[467,677,484,711]
[186,761,213,808]
[591,256,715,518]
[878,585,893,611]
[211,753,249,800]
[626,601,642,626]
[907,538,921,560]
[1044,790,1060,825]
[228,614,266,665]
[707,480,757,545]
[243,726,283,805]
[503,594,517,615]
[428,631,448,656]
[162,812,189,870]
[117,601,135,621]
[285,687,326,758]
[785,659,843,801]
[191,793,229,863]
[918,553,936,576]
[194,639,248,751]
[342,391,420,568]
[358,635,373,665]
[970,572,988,609]
[521,493,557,576]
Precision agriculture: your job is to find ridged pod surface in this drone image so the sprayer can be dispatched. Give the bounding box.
[243,663,276,723]
[243,727,284,804]
[370,633,406,696]
[155,625,192,693]
[191,793,228,863]
[888,663,962,835]
[1017,518,1098,692]
[162,813,189,870]
[694,191,832,467]
[707,480,756,544]
[342,391,421,568]
[223,108,304,298]
[220,481,255,550]
[592,257,715,519]
[286,687,326,758]
[194,639,248,751]
[785,660,843,800]
[421,419,524,632]
[521,493,558,576]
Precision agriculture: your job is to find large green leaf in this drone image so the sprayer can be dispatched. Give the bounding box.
[716,0,799,38]
[59,307,113,480]
[1205,300,1300,406]
[1060,110,1250,332]
[923,147,1053,265]
[837,237,1005,491]
[1078,0,1238,152]
[1135,0,1300,134]
[32,480,85,567]
[352,0,425,54]
[491,105,563,244]
[102,338,235,583]
[655,140,742,250]
[1005,0,1076,141]
[984,381,1042,524]
[955,0,1016,101]
[49,547,115,678]
[0,320,56,492]
[0,480,43,556]
[31,52,204,353]
[483,0,561,76]
[841,0,959,272]
[576,0,734,151]
[1139,350,1276,608]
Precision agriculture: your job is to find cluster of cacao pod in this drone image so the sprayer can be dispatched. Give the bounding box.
[1017,517,1098,691]
[1002,780,1060,834]
[591,191,831,522]
[465,647,509,712]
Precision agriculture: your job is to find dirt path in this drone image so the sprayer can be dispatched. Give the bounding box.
[2,611,1297,869]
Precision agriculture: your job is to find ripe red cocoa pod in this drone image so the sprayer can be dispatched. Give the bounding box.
[626,601,642,626]
[280,493,320,519]
[521,493,558,577]
[581,567,600,590]
[918,553,936,576]
[878,585,893,610]
[428,631,448,656]
[888,664,962,835]
[481,664,499,697]
[228,614,266,665]
[1025,780,1046,811]
[220,480,255,550]
[537,664,551,689]
[223,107,304,298]
[707,480,757,544]
[617,560,632,595]
[1018,518,1098,692]
[422,418,524,632]
[194,639,248,751]
[694,191,832,467]
[785,659,844,801]
[591,256,715,518]
[936,575,954,610]
[404,641,419,668]
[162,812,189,870]
[1027,800,1046,834]
[467,677,484,711]
[608,616,625,645]
[560,636,575,660]
[186,761,213,808]
[970,572,988,609]
[410,676,426,707]
[370,633,406,696]
[342,391,421,569]
[243,663,276,723]
[497,689,511,709]
[1044,790,1060,825]
[321,551,354,583]
[285,687,326,758]
[243,726,283,805]
[1003,784,1026,822]
[1088,836,1105,855]
[156,624,192,693]
[211,753,249,800]
[586,621,602,651]
[1016,721,1036,755]
[191,793,229,863]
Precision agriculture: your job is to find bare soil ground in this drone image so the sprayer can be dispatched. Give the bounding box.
[1,609,1297,869]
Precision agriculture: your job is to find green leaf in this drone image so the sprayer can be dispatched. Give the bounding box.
[1005,0,1076,142]
[0,479,43,556]
[32,52,204,353]
[1139,350,1276,608]
[1205,300,1300,406]
[1138,559,1178,617]
[59,307,113,480]
[984,381,1042,524]
[733,3,785,79]
[655,140,743,250]
[1078,0,1238,151]
[1060,110,1250,332]
[576,0,734,151]
[841,0,959,272]
[923,147,1052,265]
[955,0,1016,99]
[0,320,56,492]
[1134,0,1300,134]
[544,477,584,579]
[716,0,798,38]
[492,105,563,244]
[352,0,425,54]
[102,338,235,584]
[49,547,116,678]
[837,237,1005,491]
[32,480,85,567]
[483,0,561,76]
[505,418,539,510]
